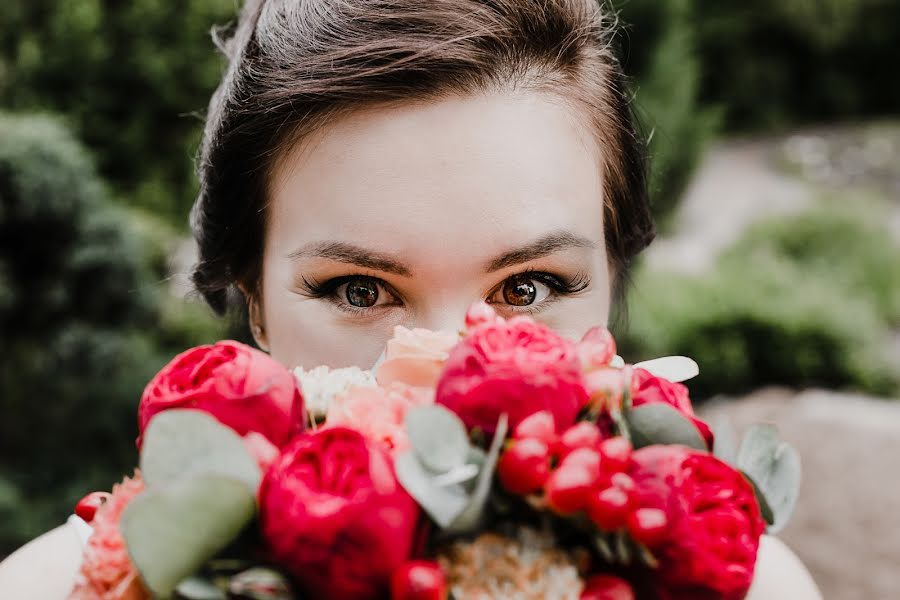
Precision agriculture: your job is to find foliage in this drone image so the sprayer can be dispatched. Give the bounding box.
[693,0,900,130]
[614,0,721,223]
[720,203,900,326]
[0,0,235,225]
[0,114,225,553]
[618,205,900,398]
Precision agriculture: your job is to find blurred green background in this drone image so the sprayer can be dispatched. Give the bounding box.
[1,0,898,563]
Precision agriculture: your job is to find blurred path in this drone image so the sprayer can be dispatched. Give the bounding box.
[647,123,900,273]
[701,390,900,600]
[645,138,813,274]
[659,127,900,598]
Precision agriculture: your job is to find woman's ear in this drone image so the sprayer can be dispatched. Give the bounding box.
[240,285,270,352]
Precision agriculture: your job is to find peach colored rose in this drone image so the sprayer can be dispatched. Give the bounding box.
[325,383,433,453]
[69,472,150,600]
[242,431,281,473]
[375,326,460,389]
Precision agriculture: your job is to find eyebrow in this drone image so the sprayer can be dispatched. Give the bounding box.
[287,241,413,276]
[486,231,596,272]
[287,230,595,277]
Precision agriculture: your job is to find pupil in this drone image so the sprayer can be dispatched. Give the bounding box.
[503,276,536,306]
[346,278,379,307]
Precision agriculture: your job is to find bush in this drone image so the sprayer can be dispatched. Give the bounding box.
[0,0,235,225]
[618,205,900,399]
[614,0,720,224]
[0,113,225,553]
[720,203,900,326]
[693,0,900,130]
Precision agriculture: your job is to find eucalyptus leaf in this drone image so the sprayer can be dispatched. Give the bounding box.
[625,403,707,451]
[174,577,227,600]
[445,414,508,534]
[743,471,776,526]
[140,410,261,492]
[711,416,739,464]
[394,451,470,528]
[736,424,801,534]
[633,356,699,383]
[121,475,256,599]
[405,405,470,473]
[228,567,295,600]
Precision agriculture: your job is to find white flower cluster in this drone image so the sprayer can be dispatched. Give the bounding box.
[292,365,376,419]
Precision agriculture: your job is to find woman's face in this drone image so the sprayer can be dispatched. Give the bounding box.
[257,90,612,369]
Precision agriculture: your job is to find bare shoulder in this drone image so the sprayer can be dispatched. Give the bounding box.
[747,535,822,600]
[0,524,83,599]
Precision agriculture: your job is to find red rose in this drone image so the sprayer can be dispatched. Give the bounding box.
[631,368,714,450]
[259,427,420,600]
[628,446,766,600]
[436,316,589,435]
[138,341,304,449]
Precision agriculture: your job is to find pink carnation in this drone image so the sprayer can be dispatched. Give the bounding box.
[436,316,589,435]
[69,472,149,600]
[325,383,433,453]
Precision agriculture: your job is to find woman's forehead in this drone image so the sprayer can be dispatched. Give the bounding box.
[266,91,606,262]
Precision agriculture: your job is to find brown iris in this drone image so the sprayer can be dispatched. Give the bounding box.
[345,277,379,307]
[502,274,537,306]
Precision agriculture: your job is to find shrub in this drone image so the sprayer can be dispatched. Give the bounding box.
[693,0,900,130]
[0,0,235,224]
[614,0,720,223]
[618,206,900,399]
[0,113,225,552]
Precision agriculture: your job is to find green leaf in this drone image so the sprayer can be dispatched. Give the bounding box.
[625,403,708,451]
[445,414,508,534]
[140,409,261,492]
[711,416,739,464]
[743,471,776,526]
[121,475,256,599]
[394,452,471,528]
[405,405,470,473]
[174,577,227,600]
[228,567,295,600]
[736,424,801,534]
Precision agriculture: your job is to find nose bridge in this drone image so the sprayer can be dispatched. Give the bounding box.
[412,297,470,333]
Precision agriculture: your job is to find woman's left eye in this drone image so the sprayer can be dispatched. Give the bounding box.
[489,273,553,308]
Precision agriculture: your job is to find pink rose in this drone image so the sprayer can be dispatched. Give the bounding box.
[259,427,420,600]
[69,472,150,600]
[376,326,459,388]
[436,316,589,435]
[138,341,304,449]
[628,446,765,600]
[631,368,714,450]
[325,382,433,453]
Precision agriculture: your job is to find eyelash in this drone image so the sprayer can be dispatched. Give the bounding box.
[297,270,590,316]
[298,273,400,317]
[489,269,590,314]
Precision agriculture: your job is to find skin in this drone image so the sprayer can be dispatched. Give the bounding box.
[254,90,611,367]
[0,91,822,599]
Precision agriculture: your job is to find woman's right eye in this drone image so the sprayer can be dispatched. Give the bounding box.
[298,274,399,313]
[335,276,388,308]
[324,276,401,313]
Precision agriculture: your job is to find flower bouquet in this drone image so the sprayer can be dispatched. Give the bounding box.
[68,303,800,600]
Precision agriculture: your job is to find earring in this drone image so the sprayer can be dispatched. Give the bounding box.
[252,323,264,337]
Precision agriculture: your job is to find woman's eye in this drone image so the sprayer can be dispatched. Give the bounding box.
[335,276,388,308]
[493,274,552,307]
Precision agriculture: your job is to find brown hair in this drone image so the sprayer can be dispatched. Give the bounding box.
[191,0,655,315]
